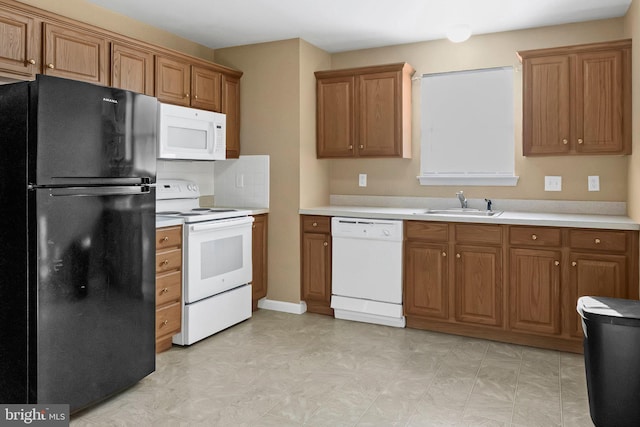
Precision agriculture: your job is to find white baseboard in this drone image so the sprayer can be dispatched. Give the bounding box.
[257,298,307,314]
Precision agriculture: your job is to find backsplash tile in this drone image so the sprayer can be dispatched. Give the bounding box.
[214,155,270,208]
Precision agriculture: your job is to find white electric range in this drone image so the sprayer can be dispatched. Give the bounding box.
[156,179,254,345]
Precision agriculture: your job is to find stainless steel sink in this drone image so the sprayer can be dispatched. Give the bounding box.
[416,208,503,217]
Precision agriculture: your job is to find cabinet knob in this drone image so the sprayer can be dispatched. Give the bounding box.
[359,145,364,149]
[312,222,318,227]
[46,63,55,69]
[456,253,461,258]
[594,238,601,244]
[161,320,169,327]
[578,138,584,144]
[161,236,169,242]
[348,145,353,150]
[27,59,36,65]
[554,260,560,266]
[194,95,198,99]
[562,138,568,145]
[252,224,256,229]
[323,241,328,247]
[161,259,169,266]
[185,93,190,98]
[160,287,169,294]
[572,261,577,267]
[531,234,537,240]
[442,252,447,257]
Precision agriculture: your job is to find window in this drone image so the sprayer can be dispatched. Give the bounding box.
[419,67,518,186]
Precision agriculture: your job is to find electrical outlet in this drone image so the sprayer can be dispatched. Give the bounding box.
[359,174,367,187]
[235,173,244,188]
[544,176,562,192]
[588,176,600,192]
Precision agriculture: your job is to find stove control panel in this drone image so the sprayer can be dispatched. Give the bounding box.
[156,179,201,200]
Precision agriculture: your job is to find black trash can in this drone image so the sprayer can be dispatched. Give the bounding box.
[577,296,640,427]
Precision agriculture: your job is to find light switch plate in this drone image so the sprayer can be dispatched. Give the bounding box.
[359,174,367,187]
[588,175,600,191]
[544,176,562,191]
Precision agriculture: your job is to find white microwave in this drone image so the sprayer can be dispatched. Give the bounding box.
[158,103,226,160]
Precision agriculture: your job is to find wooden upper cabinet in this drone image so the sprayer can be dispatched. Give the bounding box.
[316,76,356,157]
[155,55,191,106]
[42,23,106,84]
[519,39,631,156]
[111,42,154,95]
[222,73,241,159]
[191,65,221,111]
[315,62,414,158]
[0,8,38,78]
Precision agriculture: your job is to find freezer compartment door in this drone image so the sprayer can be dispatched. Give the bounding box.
[32,186,156,411]
[31,75,157,186]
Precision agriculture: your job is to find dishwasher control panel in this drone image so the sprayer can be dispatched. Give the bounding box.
[331,217,403,241]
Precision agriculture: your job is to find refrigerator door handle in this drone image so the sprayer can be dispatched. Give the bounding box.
[48,185,151,197]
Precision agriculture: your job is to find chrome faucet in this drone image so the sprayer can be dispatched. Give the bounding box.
[456,191,467,208]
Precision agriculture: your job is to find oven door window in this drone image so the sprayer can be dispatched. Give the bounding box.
[201,235,243,278]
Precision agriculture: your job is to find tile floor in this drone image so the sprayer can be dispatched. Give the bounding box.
[71,310,594,426]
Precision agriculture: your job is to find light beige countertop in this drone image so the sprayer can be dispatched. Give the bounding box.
[299,206,640,231]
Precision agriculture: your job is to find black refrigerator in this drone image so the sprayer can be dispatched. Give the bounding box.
[0,75,157,412]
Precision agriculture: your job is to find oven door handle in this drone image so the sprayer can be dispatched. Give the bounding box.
[189,216,254,233]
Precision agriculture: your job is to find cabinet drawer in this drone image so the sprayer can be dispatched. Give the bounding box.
[156,248,182,273]
[510,226,562,247]
[156,226,182,250]
[406,221,448,242]
[156,270,181,306]
[156,302,181,337]
[302,216,331,233]
[455,224,502,245]
[569,230,627,252]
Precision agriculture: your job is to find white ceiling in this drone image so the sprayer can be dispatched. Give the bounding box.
[86,0,632,53]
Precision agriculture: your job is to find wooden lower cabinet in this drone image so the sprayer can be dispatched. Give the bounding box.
[155,225,183,353]
[300,215,333,315]
[251,214,268,310]
[404,222,638,353]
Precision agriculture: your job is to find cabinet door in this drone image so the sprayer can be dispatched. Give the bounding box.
[454,245,502,326]
[155,55,190,106]
[509,248,561,335]
[575,50,624,154]
[221,73,241,158]
[191,65,221,111]
[569,252,627,337]
[301,232,332,314]
[358,71,401,156]
[0,8,38,78]
[251,214,268,310]
[111,42,154,95]
[316,76,355,158]
[404,241,449,320]
[43,23,106,84]
[522,55,571,155]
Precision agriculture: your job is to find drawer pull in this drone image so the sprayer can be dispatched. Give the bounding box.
[160,287,169,294]
[442,252,447,257]
[312,222,318,227]
[161,236,169,242]
[594,238,601,244]
[161,259,169,266]
[554,261,560,266]
[323,241,328,247]
[572,261,577,267]
[161,319,169,327]
[531,234,537,240]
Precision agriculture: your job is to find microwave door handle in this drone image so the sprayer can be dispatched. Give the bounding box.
[189,217,254,233]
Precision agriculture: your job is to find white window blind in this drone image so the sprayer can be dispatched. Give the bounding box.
[419,66,518,186]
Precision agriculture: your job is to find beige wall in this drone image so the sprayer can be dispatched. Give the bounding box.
[329,19,628,203]
[626,2,640,221]
[215,39,309,304]
[14,0,215,60]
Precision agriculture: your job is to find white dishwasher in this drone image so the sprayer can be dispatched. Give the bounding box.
[331,217,405,328]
